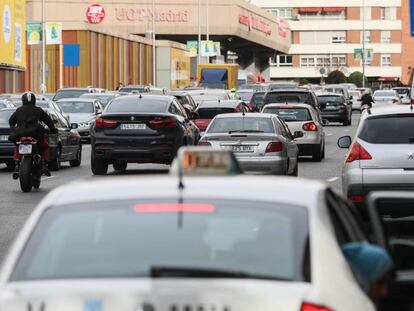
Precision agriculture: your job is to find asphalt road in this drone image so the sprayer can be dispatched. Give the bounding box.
[0,112,360,263]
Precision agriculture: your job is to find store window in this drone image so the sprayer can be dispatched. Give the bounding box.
[332,31,346,43]
[266,8,292,19]
[381,31,391,43]
[381,7,396,20]
[381,54,392,66]
[361,31,371,43]
[270,55,293,67]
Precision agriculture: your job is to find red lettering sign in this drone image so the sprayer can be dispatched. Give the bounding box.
[239,14,271,35]
[86,4,106,24]
[278,19,288,38]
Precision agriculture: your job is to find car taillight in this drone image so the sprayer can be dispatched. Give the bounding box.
[301,302,333,311]
[95,118,118,129]
[265,141,283,153]
[198,141,211,146]
[302,122,318,132]
[345,142,372,163]
[411,99,414,105]
[148,117,177,129]
[349,194,365,202]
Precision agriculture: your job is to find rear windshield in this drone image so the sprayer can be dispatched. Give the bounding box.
[317,96,344,105]
[11,199,309,282]
[119,87,146,93]
[374,91,395,97]
[359,115,414,144]
[324,88,345,95]
[53,90,89,101]
[238,92,254,102]
[394,89,409,95]
[266,92,312,105]
[197,108,235,119]
[208,117,274,133]
[263,107,311,122]
[251,93,265,107]
[107,98,168,113]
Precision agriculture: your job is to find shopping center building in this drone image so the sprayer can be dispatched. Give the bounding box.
[251,0,414,85]
[0,0,291,92]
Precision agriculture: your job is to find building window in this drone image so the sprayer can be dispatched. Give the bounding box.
[300,56,315,67]
[300,55,346,68]
[332,31,346,43]
[381,31,391,43]
[266,8,292,19]
[381,7,396,20]
[381,54,391,66]
[360,7,372,20]
[361,31,371,43]
[270,54,293,67]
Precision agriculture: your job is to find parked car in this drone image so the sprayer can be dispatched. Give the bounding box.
[340,83,358,90]
[392,87,410,104]
[56,98,103,141]
[317,93,352,126]
[170,90,198,114]
[90,95,200,174]
[194,100,248,135]
[80,93,120,108]
[52,87,98,101]
[262,103,325,161]
[373,90,401,106]
[199,113,300,175]
[323,84,352,103]
[0,108,82,171]
[338,105,414,212]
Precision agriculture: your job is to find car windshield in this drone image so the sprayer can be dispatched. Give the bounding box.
[107,98,168,113]
[394,89,409,95]
[266,92,312,105]
[191,93,229,103]
[238,91,254,102]
[208,117,274,133]
[58,101,94,114]
[317,96,344,105]
[196,108,236,119]
[119,87,146,93]
[359,115,414,144]
[263,107,311,122]
[53,90,89,101]
[374,91,395,97]
[324,88,345,95]
[11,199,309,282]
[0,110,14,123]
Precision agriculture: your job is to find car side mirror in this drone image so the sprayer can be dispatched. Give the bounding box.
[337,136,351,148]
[341,243,393,289]
[70,123,78,129]
[293,131,304,139]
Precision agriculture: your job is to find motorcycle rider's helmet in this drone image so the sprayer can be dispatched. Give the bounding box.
[22,92,36,106]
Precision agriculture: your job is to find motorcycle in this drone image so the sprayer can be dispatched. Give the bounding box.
[14,137,42,192]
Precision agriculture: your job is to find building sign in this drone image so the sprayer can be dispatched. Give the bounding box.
[186,40,198,57]
[27,22,42,45]
[45,22,62,45]
[278,19,288,38]
[86,4,105,24]
[239,14,271,35]
[116,8,188,23]
[410,0,414,36]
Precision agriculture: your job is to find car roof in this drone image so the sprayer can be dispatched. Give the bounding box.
[214,112,274,119]
[38,175,326,210]
[317,92,343,97]
[109,94,175,105]
[56,98,97,103]
[198,100,240,109]
[57,88,91,91]
[362,105,414,119]
[266,88,311,93]
[263,103,312,109]
[323,84,346,88]
[186,89,228,95]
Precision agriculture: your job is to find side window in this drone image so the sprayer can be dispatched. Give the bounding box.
[48,112,61,128]
[280,120,293,139]
[275,118,288,137]
[57,113,69,128]
[170,101,185,117]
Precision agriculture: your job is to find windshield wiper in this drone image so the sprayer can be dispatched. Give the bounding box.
[228,130,264,134]
[150,266,291,281]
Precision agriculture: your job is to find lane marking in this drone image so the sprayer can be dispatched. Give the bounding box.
[327,177,339,183]
[326,133,333,137]
[43,176,55,181]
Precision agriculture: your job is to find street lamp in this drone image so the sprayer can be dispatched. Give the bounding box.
[198,0,201,65]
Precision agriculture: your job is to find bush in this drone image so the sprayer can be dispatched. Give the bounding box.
[348,71,368,87]
[326,70,347,84]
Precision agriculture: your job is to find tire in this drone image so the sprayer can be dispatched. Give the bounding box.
[91,153,108,175]
[312,144,323,162]
[113,161,127,171]
[49,146,61,171]
[19,157,33,193]
[69,144,82,167]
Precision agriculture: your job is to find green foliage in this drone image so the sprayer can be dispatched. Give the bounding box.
[326,70,347,84]
[347,71,368,87]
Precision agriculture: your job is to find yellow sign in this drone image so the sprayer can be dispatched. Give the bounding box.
[0,0,26,68]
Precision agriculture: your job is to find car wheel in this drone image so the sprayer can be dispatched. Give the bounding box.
[312,144,323,162]
[113,161,127,171]
[69,144,82,167]
[49,146,62,171]
[91,153,108,175]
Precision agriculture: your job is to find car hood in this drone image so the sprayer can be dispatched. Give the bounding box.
[0,279,313,310]
[66,113,94,123]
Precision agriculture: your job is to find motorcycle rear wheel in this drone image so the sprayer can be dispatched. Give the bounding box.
[19,157,33,193]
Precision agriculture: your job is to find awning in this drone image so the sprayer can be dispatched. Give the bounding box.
[378,77,399,82]
[298,7,322,13]
[323,7,346,12]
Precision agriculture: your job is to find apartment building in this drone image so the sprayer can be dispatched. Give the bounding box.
[249,0,413,85]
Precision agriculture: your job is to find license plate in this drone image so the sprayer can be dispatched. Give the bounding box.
[229,145,254,152]
[325,106,338,110]
[19,144,32,155]
[0,135,8,141]
[120,123,146,130]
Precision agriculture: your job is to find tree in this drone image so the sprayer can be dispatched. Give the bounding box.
[326,70,347,84]
[348,71,368,87]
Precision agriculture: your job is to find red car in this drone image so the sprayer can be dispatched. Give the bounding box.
[193,100,248,134]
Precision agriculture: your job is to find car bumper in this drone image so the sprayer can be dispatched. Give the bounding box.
[298,144,320,156]
[235,155,286,174]
[321,111,348,122]
[77,127,91,140]
[0,144,14,162]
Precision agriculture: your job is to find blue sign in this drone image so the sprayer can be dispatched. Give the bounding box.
[84,299,102,311]
[411,0,414,36]
[63,44,80,66]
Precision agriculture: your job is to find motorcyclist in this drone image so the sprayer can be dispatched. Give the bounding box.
[361,91,374,110]
[8,92,57,178]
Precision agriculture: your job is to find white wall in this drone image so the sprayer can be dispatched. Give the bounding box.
[250,0,401,8]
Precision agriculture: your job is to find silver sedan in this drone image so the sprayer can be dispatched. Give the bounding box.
[198,113,301,175]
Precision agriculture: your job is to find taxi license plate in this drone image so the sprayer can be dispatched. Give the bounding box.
[120,123,146,130]
[325,105,338,110]
[0,135,8,141]
[230,145,254,152]
[19,144,32,155]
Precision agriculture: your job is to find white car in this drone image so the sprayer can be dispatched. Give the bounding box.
[349,90,362,111]
[0,160,382,310]
[373,90,401,106]
[261,103,325,161]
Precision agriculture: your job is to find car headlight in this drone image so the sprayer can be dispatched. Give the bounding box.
[79,122,90,127]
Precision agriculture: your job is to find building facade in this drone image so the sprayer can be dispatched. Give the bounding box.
[250,0,413,85]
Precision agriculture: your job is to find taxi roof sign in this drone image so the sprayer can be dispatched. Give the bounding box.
[171,147,243,176]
